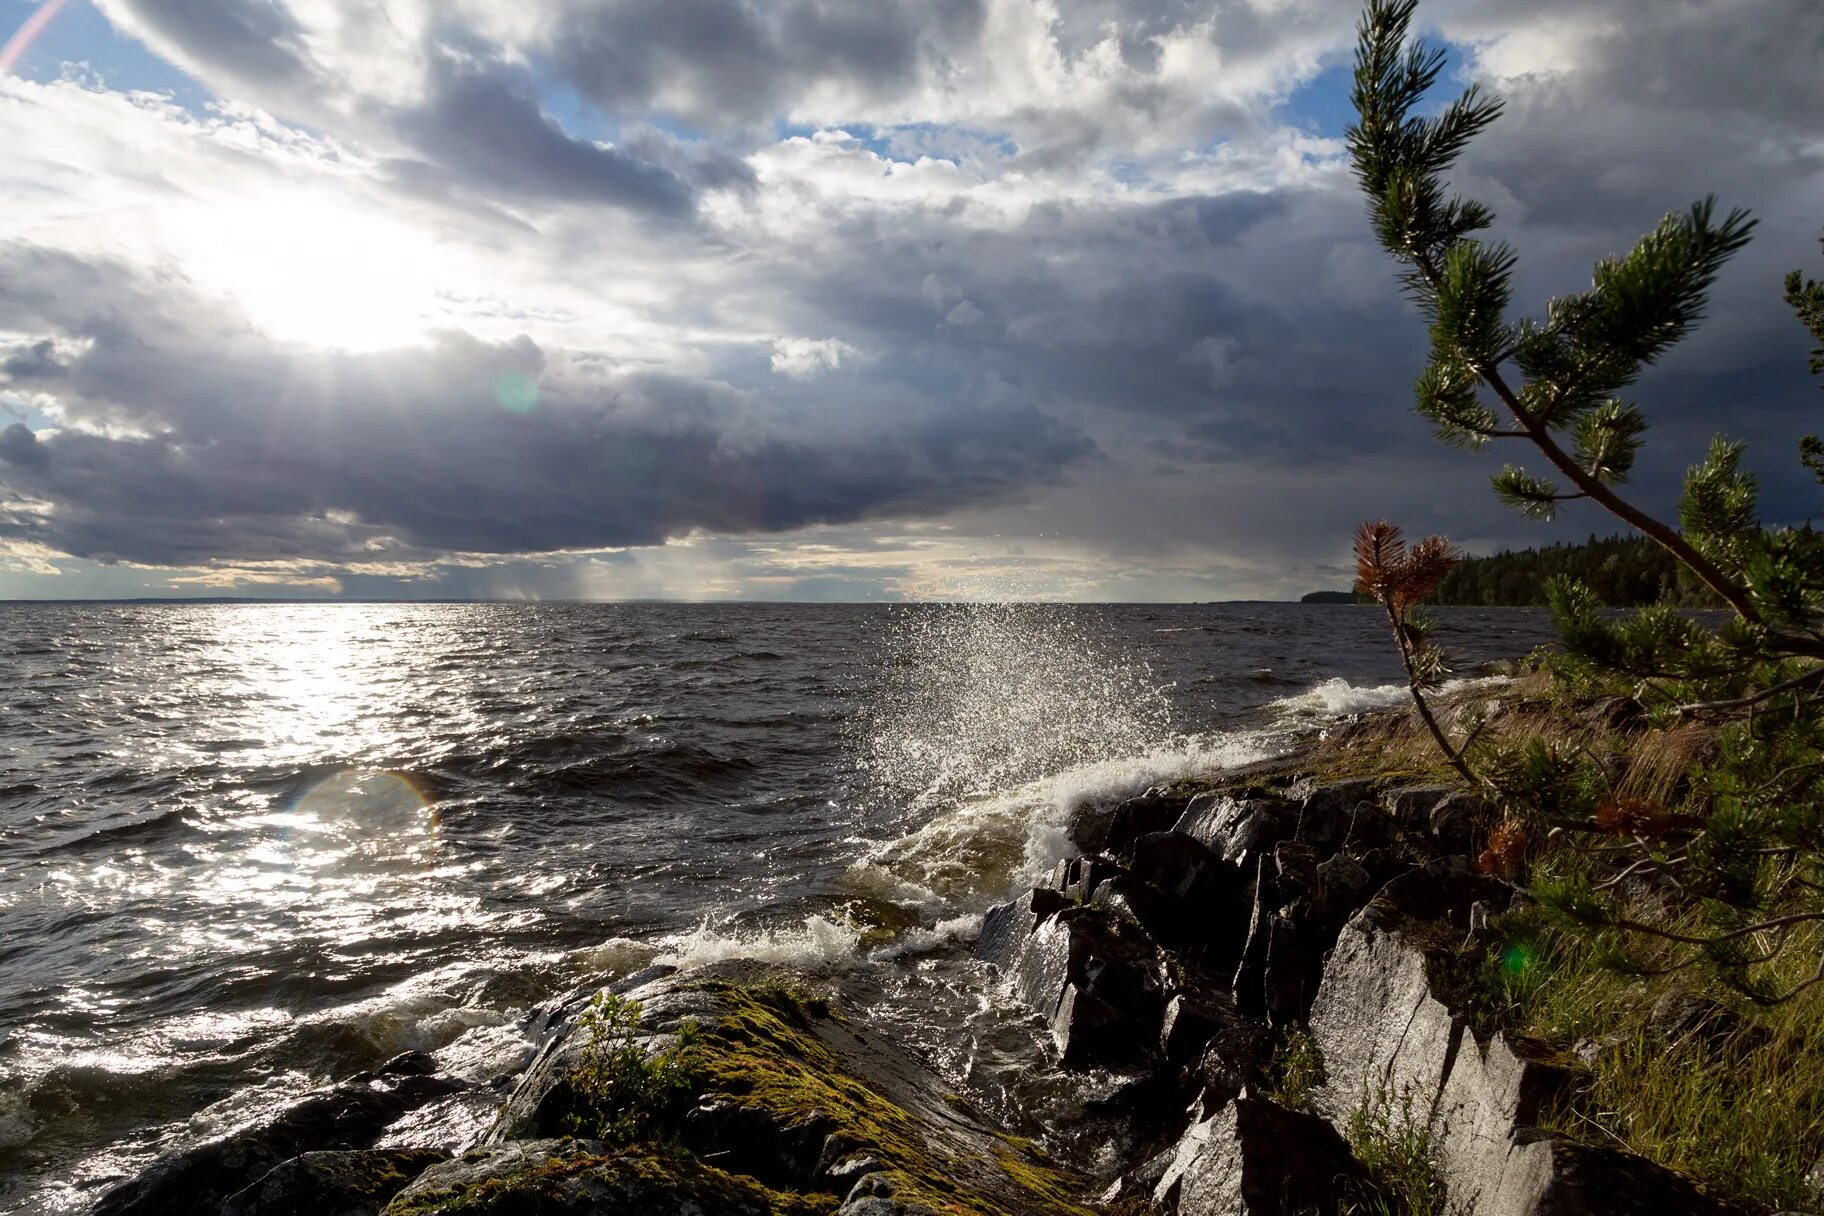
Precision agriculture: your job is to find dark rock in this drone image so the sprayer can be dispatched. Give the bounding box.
[1070,790,1188,857]
[1232,856,1273,1018]
[1151,1095,1364,1215]
[1381,782,1457,828]
[1260,915,1314,1026]
[1127,831,1246,953]
[219,1148,446,1216]
[977,888,1067,970]
[1050,854,1121,903]
[1582,695,1647,732]
[1174,794,1298,867]
[1647,987,1758,1052]
[94,1071,467,1216]
[681,1099,836,1190]
[1270,839,1319,903]
[1313,855,1372,923]
[1372,855,1513,930]
[1296,779,1395,854]
[1429,791,1482,853]
[1160,992,1224,1066]
[1501,1128,1744,1215]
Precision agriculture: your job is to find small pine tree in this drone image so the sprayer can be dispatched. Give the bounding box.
[1350,0,1824,1002]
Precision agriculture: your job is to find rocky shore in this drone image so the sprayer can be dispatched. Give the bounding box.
[88,721,1763,1215]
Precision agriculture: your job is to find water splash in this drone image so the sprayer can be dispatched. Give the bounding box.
[857,603,1175,806]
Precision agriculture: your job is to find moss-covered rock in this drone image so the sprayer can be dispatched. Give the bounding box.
[379,1139,830,1215]
[490,962,1098,1215]
[221,1148,447,1216]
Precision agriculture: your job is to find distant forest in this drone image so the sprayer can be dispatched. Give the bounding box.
[1304,533,1760,607]
[1434,534,1710,607]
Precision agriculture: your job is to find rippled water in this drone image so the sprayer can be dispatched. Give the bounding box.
[0,601,1562,1211]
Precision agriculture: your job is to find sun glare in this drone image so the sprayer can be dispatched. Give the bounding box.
[170,190,446,351]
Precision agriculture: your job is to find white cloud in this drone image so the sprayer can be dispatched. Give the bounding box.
[770,336,862,379]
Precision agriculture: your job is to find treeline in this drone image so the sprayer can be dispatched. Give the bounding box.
[1433,534,1708,607]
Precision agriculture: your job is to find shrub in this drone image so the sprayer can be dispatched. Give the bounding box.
[565,990,702,1146]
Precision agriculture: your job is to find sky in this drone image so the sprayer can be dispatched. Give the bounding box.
[0,0,1819,602]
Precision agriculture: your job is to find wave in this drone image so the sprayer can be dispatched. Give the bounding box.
[655,915,864,970]
[1268,675,1503,718]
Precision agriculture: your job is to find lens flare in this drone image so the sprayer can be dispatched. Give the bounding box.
[293,769,438,865]
[494,373,540,414]
[1501,940,1536,979]
[0,0,70,75]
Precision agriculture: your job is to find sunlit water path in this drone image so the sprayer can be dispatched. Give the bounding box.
[0,601,1563,1211]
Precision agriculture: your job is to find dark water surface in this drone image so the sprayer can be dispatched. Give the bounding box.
[0,602,1561,1211]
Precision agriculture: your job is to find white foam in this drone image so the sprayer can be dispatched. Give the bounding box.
[654,914,863,970]
[851,728,1281,922]
[870,913,985,961]
[563,937,663,978]
[1269,675,1502,718]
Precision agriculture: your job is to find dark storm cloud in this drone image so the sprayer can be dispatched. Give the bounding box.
[547,0,986,133]
[95,0,714,219]
[38,0,1824,586]
[0,245,1092,566]
[391,57,701,214]
[2,339,68,382]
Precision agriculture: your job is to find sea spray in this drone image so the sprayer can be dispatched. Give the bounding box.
[857,602,1176,805]
[848,601,1283,923]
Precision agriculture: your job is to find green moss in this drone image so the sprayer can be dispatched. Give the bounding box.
[382,1143,832,1215]
[684,978,1097,1216]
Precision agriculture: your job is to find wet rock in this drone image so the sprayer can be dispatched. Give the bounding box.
[997,906,1167,1068]
[219,1148,446,1216]
[1087,872,1163,931]
[1071,790,1188,857]
[93,1070,468,1216]
[1051,854,1121,903]
[1152,1095,1364,1215]
[1173,794,1298,868]
[977,888,1067,971]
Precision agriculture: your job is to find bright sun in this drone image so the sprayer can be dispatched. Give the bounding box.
[170,189,446,352]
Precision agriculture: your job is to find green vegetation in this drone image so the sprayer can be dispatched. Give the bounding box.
[565,990,702,1146]
[1262,1027,1327,1111]
[1343,0,1824,1207]
[1344,1086,1454,1216]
